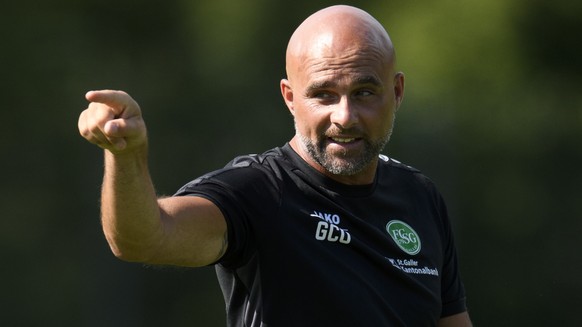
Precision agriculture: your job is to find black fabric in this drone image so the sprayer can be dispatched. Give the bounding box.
[175,143,467,327]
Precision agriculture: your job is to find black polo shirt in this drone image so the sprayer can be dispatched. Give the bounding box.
[175,143,467,327]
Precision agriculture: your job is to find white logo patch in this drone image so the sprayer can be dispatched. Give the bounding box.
[310,211,351,244]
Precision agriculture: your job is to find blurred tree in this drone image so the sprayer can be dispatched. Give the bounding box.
[1,0,580,326]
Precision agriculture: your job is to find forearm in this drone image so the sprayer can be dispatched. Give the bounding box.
[80,90,227,267]
[101,147,163,262]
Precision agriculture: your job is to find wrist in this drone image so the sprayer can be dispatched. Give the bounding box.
[104,143,149,172]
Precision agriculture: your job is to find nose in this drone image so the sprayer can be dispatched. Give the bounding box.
[330,96,358,129]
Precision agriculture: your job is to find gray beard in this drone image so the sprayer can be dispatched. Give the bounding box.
[296,126,392,176]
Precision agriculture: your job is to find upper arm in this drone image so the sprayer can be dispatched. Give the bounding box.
[147,195,228,267]
[438,311,472,327]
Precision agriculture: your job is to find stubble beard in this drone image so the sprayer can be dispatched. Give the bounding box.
[296,124,393,176]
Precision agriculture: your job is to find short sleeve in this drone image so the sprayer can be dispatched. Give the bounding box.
[174,165,281,268]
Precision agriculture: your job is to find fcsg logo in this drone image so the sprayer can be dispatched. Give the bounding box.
[386,220,421,255]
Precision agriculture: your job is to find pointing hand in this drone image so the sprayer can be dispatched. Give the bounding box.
[78,90,147,154]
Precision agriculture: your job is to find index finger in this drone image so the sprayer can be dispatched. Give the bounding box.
[85,90,137,116]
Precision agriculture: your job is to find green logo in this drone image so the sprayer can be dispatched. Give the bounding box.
[386,220,421,255]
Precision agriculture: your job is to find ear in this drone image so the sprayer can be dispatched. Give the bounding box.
[280,79,295,115]
[393,72,405,111]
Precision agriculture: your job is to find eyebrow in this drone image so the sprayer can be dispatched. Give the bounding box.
[305,75,383,95]
[305,80,337,95]
[354,75,382,87]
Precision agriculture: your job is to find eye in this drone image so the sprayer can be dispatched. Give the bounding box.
[314,91,334,99]
[354,89,374,98]
[310,91,338,103]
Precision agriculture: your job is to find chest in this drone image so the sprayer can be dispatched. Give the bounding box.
[249,183,445,325]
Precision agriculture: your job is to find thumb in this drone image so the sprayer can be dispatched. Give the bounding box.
[103,121,127,151]
[104,120,119,135]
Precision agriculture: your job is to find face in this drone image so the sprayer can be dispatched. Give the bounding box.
[282,34,404,184]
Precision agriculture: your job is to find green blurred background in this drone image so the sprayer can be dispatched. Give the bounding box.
[1,0,581,326]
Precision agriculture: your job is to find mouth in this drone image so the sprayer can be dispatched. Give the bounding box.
[326,136,363,153]
[330,137,357,143]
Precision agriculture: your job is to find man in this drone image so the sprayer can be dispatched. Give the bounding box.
[78,5,472,326]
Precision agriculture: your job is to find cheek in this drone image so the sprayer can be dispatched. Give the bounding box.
[293,104,330,135]
[362,106,395,135]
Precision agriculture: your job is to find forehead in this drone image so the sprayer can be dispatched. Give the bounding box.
[296,43,390,87]
[286,9,395,88]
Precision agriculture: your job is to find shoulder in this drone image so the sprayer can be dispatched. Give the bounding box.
[378,154,441,194]
[226,147,286,169]
[379,154,421,173]
[176,147,286,195]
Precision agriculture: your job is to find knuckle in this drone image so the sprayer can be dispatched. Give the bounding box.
[79,128,91,138]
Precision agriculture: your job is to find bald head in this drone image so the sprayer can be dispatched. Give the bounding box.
[285,5,396,81]
[280,6,405,184]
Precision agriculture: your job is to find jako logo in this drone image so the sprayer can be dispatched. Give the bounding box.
[310,211,341,224]
[386,220,421,255]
